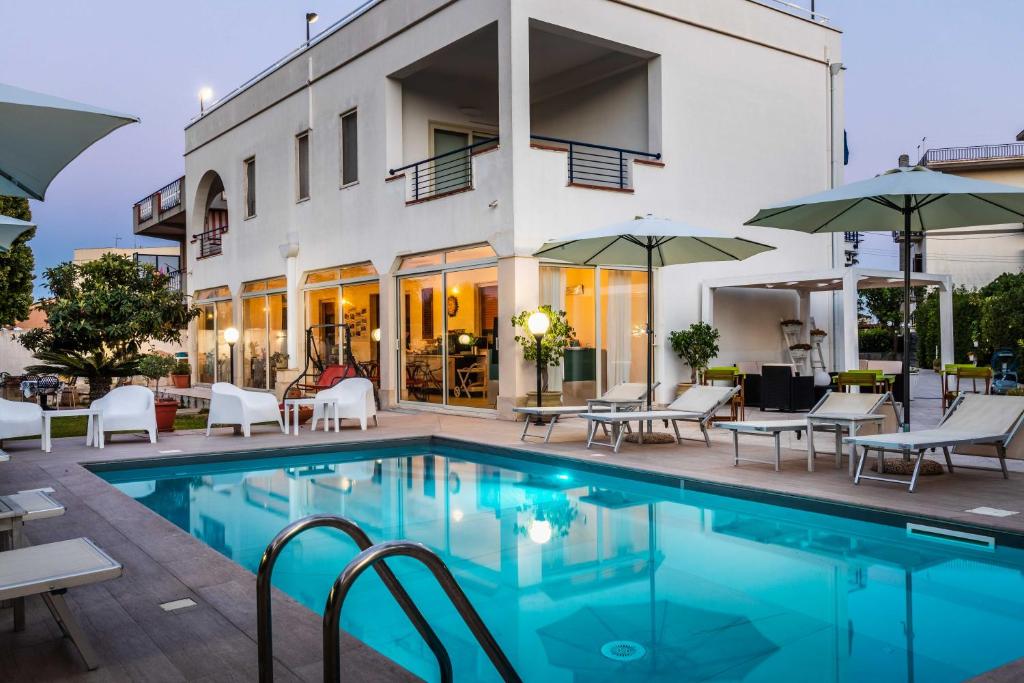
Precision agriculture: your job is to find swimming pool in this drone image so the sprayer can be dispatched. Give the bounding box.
[96,440,1024,682]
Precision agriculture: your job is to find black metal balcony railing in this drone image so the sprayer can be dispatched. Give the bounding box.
[922,142,1024,165]
[531,135,661,190]
[163,267,183,291]
[192,227,226,259]
[390,137,498,202]
[843,231,862,247]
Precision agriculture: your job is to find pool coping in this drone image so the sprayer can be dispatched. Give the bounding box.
[86,433,1024,551]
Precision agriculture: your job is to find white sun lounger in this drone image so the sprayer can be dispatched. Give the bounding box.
[718,391,897,472]
[582,385,739,453]
[1,537,122,670]
[513,382,658,442]
[0,490,65,549]
[847,393,1024,492]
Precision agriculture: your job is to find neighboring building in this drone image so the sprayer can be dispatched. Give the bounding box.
[920,130,1024,289]
[134,0,845,417]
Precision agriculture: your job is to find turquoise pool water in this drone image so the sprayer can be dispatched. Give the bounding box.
[99,444,1024,682]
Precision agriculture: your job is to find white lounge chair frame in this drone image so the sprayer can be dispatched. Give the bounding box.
[91,385,157,444]
[848,393,1024,492]
[513,382,657,443]
[311,377,378,431]
[1,537,122,670]
[206,382,285,437]
[582,385,739,453]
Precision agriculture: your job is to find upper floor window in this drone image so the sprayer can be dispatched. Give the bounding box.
[296,132,310,201]
[244,157,256,218]
[340,110,358,186]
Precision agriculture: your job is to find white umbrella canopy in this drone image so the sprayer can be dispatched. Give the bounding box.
[535,215,775,410]
[745,165,1024,427]
[0,82,139,201]
[0,213,35,252]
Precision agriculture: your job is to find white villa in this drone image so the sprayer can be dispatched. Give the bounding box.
[133,0,854,418]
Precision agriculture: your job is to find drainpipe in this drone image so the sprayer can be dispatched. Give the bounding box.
[279,233,301,374]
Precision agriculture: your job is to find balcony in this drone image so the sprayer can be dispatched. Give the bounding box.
[921,142,1024,170]
[530,135,660,192]
[134,252,183,291]
[192,227,226,259]
[134,176,186,240]
[389,137,498,203]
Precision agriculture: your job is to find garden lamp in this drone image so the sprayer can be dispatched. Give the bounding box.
[527,310,550,410]
[198,87,213,115]
[306,12,319,45]
[224,326,239,384]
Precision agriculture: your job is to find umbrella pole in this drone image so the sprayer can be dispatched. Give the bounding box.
[902,199,913,430]
[647,243,654,415]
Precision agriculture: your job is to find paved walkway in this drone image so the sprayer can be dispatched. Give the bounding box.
[1,396,1022,681]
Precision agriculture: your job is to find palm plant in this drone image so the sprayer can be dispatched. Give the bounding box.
[27,349,140,402]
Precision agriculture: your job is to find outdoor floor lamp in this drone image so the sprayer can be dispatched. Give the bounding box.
[527,310,550,411]
[224,326,239,385]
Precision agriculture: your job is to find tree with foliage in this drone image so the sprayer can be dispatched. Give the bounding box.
[978,272,1024,365]
[859,286,926,354]
[915,285,981,368]
[0,196,36,326]
[137,352,178,394]
[512,306,575,390]
[669,322,720,382]
[21,254,199,401]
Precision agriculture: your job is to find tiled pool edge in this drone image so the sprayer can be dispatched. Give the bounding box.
[85,433,1024,551]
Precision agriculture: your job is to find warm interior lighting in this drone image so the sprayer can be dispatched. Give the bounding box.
[527,310,550,337]
[371,328,381,342]
[458,333,472,346]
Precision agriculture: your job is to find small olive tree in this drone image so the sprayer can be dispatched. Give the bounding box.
[138,352,179,395]
[511,305,575,390]
[668,322,720,383]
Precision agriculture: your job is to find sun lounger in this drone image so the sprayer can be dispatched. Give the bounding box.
[847,393,1024,492]
[0,490,65,549]
[513,382,657,442]
[1,537,122,670]
[582,385,739,453]
[718,391,897,472]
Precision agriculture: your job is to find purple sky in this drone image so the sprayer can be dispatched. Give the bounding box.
[2,0,1021,294]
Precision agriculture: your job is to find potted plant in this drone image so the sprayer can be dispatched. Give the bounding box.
[810,328,827,340]
[271,351,289,371]
[171,358,191,388]
[512,305,574,406]
[780,319,803,336]
[138,352,180,432]
[668,322,720,391]
[789,342,812,364]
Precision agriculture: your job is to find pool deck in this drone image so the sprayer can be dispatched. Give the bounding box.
[2,397,1024,681]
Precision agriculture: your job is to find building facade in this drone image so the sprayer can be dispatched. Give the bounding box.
[135,0,844,417]
[921,131,1024,289]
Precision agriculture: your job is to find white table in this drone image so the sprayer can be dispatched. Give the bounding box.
[807,412,887,475]
[283,397,338,435]
[717,420,808,471]
[42,408,103,453]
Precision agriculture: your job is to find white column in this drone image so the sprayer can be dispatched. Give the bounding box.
[377,273,397,408]
[279,233,301,367]
[497,256,539,419]
[841,271,859,372]
[939,281,954,367]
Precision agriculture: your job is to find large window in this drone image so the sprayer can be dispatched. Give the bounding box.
[340,110,358,186]
[398,245,499,410]
[304,263,380,386]
[195,287,233,384]
[296,132,310,201]
[539,265,647,402]
[244,157,256,217]
[241,277,287,389]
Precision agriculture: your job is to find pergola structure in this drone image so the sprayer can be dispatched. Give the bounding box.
[700,267,954,372]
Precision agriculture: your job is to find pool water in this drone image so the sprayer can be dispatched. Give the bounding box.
[99,444,1024,682]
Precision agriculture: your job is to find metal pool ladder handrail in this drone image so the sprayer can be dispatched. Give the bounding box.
[324,540,522,683]
[256,514,452,683]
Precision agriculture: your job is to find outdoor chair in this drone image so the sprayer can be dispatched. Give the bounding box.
[206,382,285,437]
[702,366,745,420]
[0,397,43,450]
[0,537,122,670]
[847,393,1024,493]
[91,385,157,444]
[761,365,814,412]
[310,377,378,431]
[718,390,898,472]
[581,385,739,453]
[942,365,992,411]
[513,381,656,443]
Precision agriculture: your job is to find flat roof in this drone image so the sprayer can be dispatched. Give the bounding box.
[703,267,952,292]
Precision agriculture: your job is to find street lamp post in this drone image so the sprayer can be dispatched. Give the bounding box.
[527,310,550,414]
[224,326,239,385]
[305,12,319,46]
[198,87,213,116]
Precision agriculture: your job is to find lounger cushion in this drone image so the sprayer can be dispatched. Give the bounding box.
[667,385,735,413]
[0,538,122,601]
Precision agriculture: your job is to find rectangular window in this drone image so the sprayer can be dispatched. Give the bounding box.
[296,132,310,201]
[341,110,358,186]
[244,157,256,218]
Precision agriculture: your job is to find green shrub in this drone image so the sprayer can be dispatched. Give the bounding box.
[858,327,894,353]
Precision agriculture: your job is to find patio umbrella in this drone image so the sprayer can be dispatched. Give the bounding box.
[0,213,35,252]
[745,165,1024,427]
[0,82,138,200]
[537,600,778,682]
[534,215,774,409]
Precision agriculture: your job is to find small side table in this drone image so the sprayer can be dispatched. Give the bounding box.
[41,408,103,453]
[806,412,887,474]
[283,397,338,435]
[717,420,808,471]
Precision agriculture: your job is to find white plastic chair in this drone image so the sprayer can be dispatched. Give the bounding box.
[311,378,377,431]
[0,397,43,448]
[206,382,284,437]
[91,385,157,444]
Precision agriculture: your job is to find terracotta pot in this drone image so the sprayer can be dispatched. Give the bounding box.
[524,390,562,407]
[171,374,190,389]
[155,399,178,432]
[280,404,313,425]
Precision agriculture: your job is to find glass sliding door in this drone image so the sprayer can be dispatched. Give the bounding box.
[600,269,648,390]
[400,274,444,404]
[306,287,340,365]
[197,298,233,384]
[541,266,597,404]
[267,292,287,389]
[445,266,498,409]
[242,296,268,389]
[342,281,380,386]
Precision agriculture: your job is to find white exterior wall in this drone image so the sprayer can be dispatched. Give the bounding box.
[182,0,842,413]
